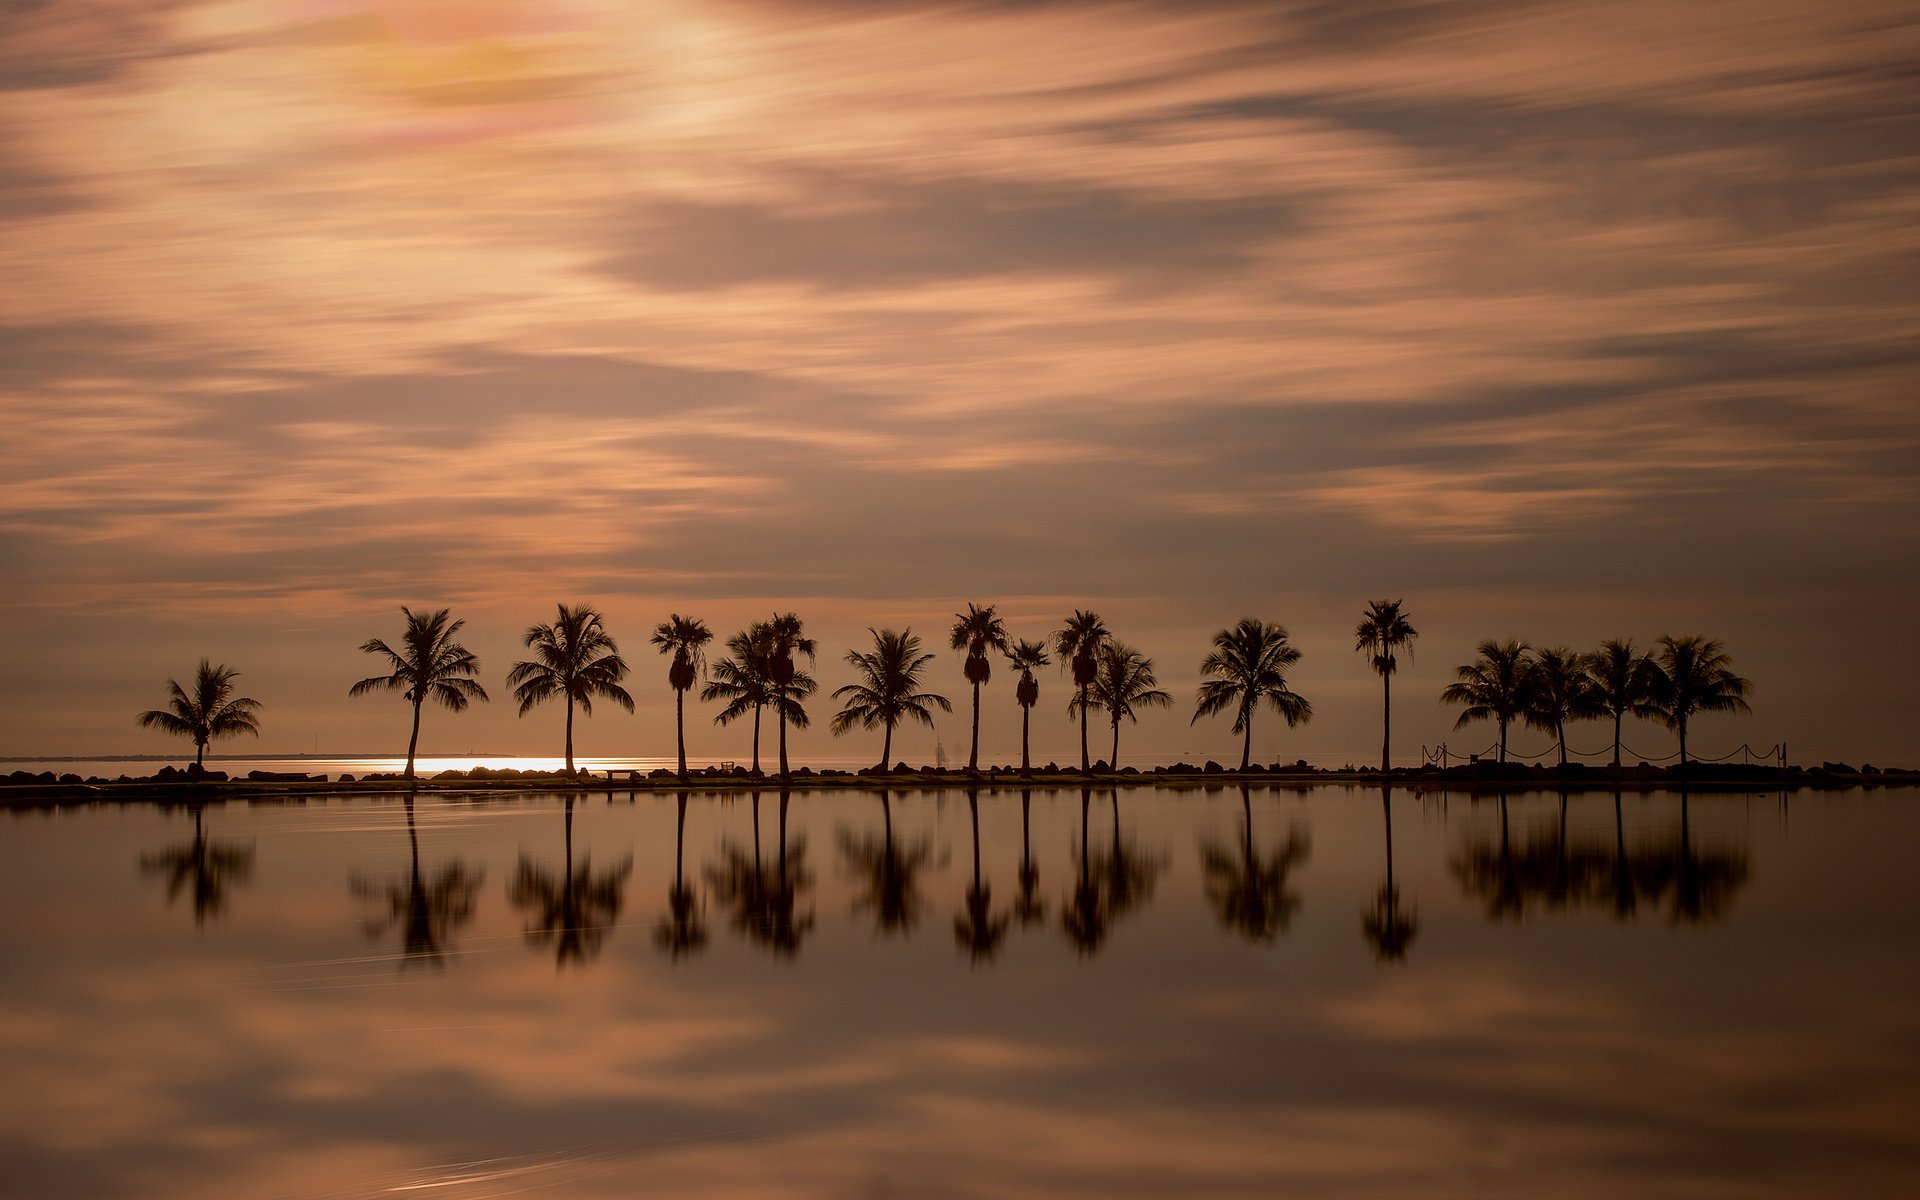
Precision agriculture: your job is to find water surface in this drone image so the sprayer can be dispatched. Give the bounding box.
[2,786,1914,1198]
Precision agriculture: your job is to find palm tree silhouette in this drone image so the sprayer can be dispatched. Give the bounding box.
[508,797,633,968]
[1192,618,1312,771]
[1062,789,1107,954]
[652,614,713,782]
[1072,642,1171,770]
[1647,636,1753,765]
[1053,611,1108,773]
[765,613,817,782]
[140,803,255,924]
[1354,599,1418,774]
[655,791,707,960]
[954,789,1010,962]
[1063,789,1164,954]
[507,604,633,775]
[703,623,776,774]
[838,790,933,937]
[1198,785,1310,942]
[1525,646,1600,767]
[351,792,484,967]
[1014,787,1045,927]
[1440,640,1536,763]
[705,790,815,956]
[1005,639,1051,776]
[349,607,488,780]
[950,603,1010,775]
[1585,640,1662,767]
[137,659,262,769]
[831,628,952,773]
[1361,786,1418,961]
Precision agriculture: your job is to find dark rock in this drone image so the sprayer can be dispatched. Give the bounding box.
[1203,760,1224,774]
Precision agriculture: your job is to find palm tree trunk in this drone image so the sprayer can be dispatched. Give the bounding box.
[1613,711,1623,768]
[1109,718,1120,772]
[675,688,687,780]
[1678,716,1688,766]
[969,793,981,890]
[1240,699,1253,772]
[751,703,762,774]
[1079,684,1090,772]
[674,791,687,893]
[1497,718,1508,764]
[406,697,423,780]
[880,720,893,775]
[1382,671,1392,775]
[1021,704,1032,776]
[778,710,789,781]
[196,737,206,769]
[564,697,576,775]
[1557,720,1567,768]
[969,680,981,774]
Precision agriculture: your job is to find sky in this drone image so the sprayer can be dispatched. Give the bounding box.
[2,0,1917,767]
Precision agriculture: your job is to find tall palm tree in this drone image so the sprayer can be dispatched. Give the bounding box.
[137,659,263,769]
[1525,646,1601,767]
[349,607,488,780]
[1585,640,1662,767]
[831,628,952,773]
[1354,599,1418,774]
[1647,636,1753,765]
[1073,642,1171,770]
[1192,618,1313,771]
[1440,640,1535,764]
[1005,639,1051,776]
[949,603,1010,774]
[766,613,817,781]
[1053,610,1108,773]
[702,623,775,773]
[651,614,713,782]
[506,604,633,775]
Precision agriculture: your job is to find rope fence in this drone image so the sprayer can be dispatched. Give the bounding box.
[1422,739,1786,768]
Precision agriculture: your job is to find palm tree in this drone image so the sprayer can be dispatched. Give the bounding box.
[349,607,488,780]
[1440,640,1535,764]
[1647,636,1753,765]
[1192,618,1313,771]
[831,628,952,773]
[1585,640,1662,767]
[1005,639,1050,776]
[1053,610,1108,772]
[702,623,775,773]
[1354,599,1418,774]
[1525,646,1601,767]
[766,613,817,781]
[1072,642,1171,770]
[137,659,263,769]
[950,603,1010,774]
[651,614,713,782]
[506,604,633,775]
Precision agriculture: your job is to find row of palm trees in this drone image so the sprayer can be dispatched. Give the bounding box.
[1441,636,1752,766]
[134,599,1749,779]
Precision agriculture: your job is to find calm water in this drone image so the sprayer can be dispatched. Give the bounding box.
[2,786,1915,1198]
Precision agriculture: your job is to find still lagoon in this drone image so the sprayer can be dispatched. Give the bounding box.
[2,786,1915,1198]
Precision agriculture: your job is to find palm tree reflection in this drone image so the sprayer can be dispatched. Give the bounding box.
[838,790,933,937]
[655,791,707,960]
[707,790,815,956]
[954,789,1010,962]
[1361,785,1417,961]
[1199,785,1310,944]
[351,792,483,968]
[1063,789,1164,956]
[509,796,632,968]
[141,802,255,926]
[1013,788,1045,928]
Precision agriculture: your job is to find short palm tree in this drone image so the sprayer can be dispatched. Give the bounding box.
[1647,635,1753,765]
[766,613,816,780]
[1005,638,1051,775]
[950,602,1010,774]
[1354,599,1418,773]
[1192,618,1313,771]
[506,604,633,775]
[137,659,263,768]
[1053,610,1109,772]
[1584,639,1661,767]
[349,607,488,780]
[1440,640,1535,763]
[831,628,952,772]
[1525,646,1600,766]
[1073,642,1171,770]
[651,614,713,782]
[702,623,775,773]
